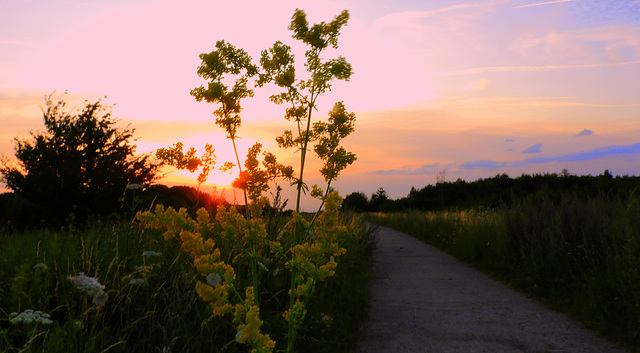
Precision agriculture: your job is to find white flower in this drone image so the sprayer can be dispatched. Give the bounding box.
[273,268,280,276]
[126,183,145,190]
[92,291,109,306]
[142,250,162,258]
[257,261,268,272]
[206,273,222,287]
[69,272,109,306]
[235,330,244,343]
[10,309,53,325]
[134,265,154,271]
[69,272,105,296]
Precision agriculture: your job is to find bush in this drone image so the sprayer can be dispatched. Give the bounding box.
[0,94,160,227]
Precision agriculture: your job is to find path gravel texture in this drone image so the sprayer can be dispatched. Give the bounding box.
[355,225,628,353]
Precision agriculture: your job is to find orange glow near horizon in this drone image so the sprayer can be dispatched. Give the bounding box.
[169,168,237,188]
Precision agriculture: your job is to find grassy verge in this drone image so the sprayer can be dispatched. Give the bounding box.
[0,211,374,353]
[366,192,640,352]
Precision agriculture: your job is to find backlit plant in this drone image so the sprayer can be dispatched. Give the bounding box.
[142,8,356,353]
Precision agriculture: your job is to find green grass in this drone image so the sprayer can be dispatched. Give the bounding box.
[0,212,374,353]
[366,192,640,352]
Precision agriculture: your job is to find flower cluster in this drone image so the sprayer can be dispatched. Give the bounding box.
[69,272,109,306]
[10,309,53,325]
[283,192,346,331]
[139,9,355,353]
[137,205,236,317]
[142,250,162,258]
[233,287,276,353]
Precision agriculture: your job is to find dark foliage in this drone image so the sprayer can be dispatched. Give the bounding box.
[133,185,229,216]
[341,191,368,212]
[349,170,640,212]
[0,95,161,227]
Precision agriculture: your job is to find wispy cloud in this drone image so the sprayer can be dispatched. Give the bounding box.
[373,4,487,30]
[370,163,442,176]
[522,143,542,154]
[0,39,40,48]
[510,25,640,61]
[576,129,593,136]
[370,143,640,175]
[514,143,640,165]
[512,0,577,9]
[426,96,640,109]
[459,160,507,169]
[459,79,490,92]
[433,60,640,76]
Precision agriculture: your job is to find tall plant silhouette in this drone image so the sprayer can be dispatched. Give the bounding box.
[148,8,356,352]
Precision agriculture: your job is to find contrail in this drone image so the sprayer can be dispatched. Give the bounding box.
[512,0,576,9]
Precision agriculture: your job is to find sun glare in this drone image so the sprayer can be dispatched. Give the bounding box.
[171,168,237,187]
[207,169,237,187]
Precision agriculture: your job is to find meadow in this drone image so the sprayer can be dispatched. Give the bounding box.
[367,191,640,352]
[0,209,374,353]
[0,9,374,353]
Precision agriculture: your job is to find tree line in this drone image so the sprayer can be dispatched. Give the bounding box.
[342,170,640,212]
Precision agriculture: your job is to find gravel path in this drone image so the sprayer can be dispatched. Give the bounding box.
[355,225,628,353]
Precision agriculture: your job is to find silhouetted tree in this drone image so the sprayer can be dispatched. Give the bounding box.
[342,191,368,212]
[0,94,161,227]
[369,187,391,212]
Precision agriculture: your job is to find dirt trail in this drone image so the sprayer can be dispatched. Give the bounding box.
[354,225,628,353]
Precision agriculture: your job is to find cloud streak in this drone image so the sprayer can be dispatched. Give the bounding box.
[433,60,640,76]
[522,144,542,154]
[0,39,40,48]
[370,143,640,175]
[512,0,577,9]
[371,163,442,176]
[373,4,487,30]
[576,129,593,136]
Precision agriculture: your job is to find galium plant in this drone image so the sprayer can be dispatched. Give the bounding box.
[142,8,356,353]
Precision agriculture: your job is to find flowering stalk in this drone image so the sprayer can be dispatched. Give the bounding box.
[143,8,356,353]
[259,10,354,351]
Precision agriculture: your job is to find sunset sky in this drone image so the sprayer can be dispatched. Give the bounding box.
[1,0,639,210]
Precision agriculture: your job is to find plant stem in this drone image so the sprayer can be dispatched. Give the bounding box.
[231,135,250,219]
[307,180,333,232]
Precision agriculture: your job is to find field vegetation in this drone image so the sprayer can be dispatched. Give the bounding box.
[0,8,376,353]
[0,209,373,353]
[366,186,640,352]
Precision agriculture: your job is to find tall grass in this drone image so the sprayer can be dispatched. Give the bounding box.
[367,192,640,352]
[0,212,374,353]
